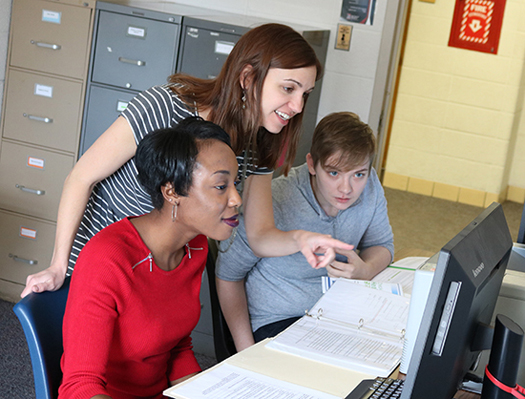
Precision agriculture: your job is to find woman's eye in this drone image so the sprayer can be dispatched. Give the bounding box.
[284,86,294,93]
[215,184,227,191]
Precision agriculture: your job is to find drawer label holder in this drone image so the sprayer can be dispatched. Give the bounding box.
[42,9,62,24]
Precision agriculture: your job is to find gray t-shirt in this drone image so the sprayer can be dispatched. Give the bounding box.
[216,163,394,332]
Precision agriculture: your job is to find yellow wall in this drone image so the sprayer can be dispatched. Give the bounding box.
[384,0,525,206]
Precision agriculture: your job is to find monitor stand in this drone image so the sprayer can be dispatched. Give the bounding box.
[507,243,525,273]
[481,314,524,399]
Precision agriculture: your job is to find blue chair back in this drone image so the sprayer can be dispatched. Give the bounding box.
[13,278,70,399]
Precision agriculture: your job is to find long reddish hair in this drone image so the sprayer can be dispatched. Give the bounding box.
[169,23,322,175]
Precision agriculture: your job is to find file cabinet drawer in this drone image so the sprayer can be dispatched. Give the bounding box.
[9,0,93,79]
[0,210,55,285]
[80,84,136,155]
[91,10,179,92]
[178,25,241,80]
[0,142,74,220]
[3,69,83,153]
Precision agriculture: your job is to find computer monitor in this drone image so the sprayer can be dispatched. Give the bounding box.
[400,202,513,399]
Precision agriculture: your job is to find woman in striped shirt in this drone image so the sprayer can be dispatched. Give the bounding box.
[21,23,352,298]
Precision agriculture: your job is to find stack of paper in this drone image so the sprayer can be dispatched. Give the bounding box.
[165,364,340,399]
[266,279,411,377]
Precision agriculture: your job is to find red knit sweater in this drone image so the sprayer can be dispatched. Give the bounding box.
[59,218,207,399]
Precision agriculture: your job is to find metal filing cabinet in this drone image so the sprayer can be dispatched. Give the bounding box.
[177,18,247,80]
[91,6,180,91]
[80,84,136,155]
[0,0,95,300]
[80,1,183,155]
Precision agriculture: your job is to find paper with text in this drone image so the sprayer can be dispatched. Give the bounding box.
[372,257,429,297]
[311,278,409,335]
[266,280,410,377]
[321,276,403,296]
[267,317,404,376]
[164,363,339,399]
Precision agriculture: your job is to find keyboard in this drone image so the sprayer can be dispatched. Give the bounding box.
[344,377,404,399]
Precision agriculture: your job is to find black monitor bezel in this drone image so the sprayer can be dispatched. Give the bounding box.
[400,202,513,399]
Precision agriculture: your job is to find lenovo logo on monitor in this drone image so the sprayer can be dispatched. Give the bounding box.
[472,262,485,278]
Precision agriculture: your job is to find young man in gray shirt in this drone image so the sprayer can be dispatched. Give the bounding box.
[216,112,394,352]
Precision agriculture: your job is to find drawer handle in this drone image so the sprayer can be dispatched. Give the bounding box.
[118,57,146,67]
[23,113,53,124]
[15,184,46,196]
[9,253,38,266]
[30,40,61,50]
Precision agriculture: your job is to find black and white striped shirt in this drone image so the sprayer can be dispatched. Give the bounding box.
[68,85,272,273]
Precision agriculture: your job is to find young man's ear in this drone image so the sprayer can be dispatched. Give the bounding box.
[306,153,316,175]
[239,64,254,90]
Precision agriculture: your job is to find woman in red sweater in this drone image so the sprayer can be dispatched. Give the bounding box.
[58,117,241,399]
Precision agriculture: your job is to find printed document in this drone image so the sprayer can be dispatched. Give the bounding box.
[164,363,339,399]
[321,276,403,295]
[266,279,410,377]
[372,256,429,296]
[322,257,429,297]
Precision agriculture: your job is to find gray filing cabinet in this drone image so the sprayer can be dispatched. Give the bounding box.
[80,1,183,155]
[177,17,248,80]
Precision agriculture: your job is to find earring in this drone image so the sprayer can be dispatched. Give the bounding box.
[171,203,178,222]
[241,90,246,110]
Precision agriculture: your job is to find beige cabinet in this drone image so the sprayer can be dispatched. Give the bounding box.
[9,0,93,79]
[0,0,95,300]
[0,142,75,220]
[0,210,56,285]
[3,69,84,152]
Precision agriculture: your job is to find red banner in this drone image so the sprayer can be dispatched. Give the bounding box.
[449,0,506,54]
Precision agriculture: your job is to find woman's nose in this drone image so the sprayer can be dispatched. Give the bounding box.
[229,187,242,208]
[290,94,304,114]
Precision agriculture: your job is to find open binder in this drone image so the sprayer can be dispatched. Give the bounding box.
[265,278,410,377]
